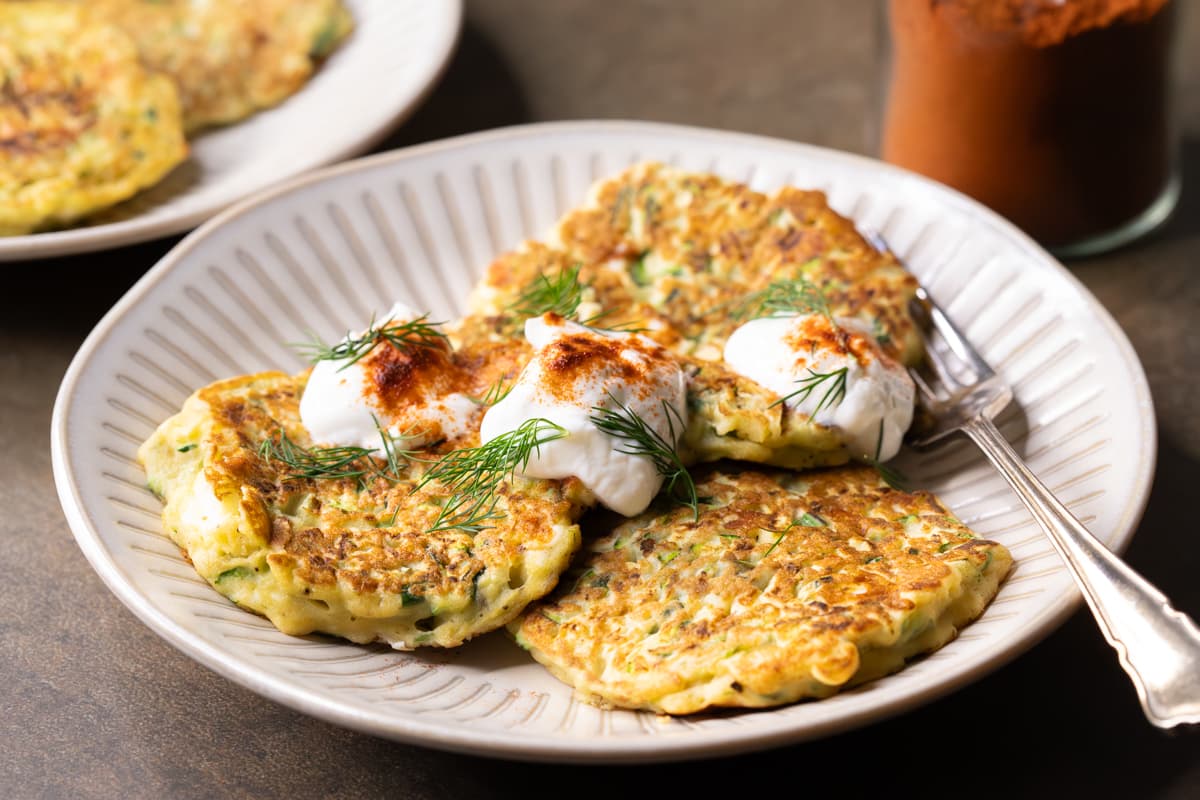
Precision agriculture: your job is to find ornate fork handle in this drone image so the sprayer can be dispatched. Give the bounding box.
[964,415,1200,728]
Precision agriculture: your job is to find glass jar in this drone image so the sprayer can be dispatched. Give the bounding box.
[880,0,1178,257]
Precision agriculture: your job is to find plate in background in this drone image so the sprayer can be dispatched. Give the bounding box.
[2,0,461,261]
[51,121,1155,762]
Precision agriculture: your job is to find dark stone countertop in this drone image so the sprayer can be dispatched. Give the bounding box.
[3,2,1197,797]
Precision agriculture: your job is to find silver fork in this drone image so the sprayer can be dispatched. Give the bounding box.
[868,232,1200,729]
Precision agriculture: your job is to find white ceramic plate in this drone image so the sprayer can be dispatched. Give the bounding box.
[2,0,461,262]
[52,121,1156,763]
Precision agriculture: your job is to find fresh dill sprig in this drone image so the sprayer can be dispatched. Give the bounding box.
[866,419,910,491]
[509,265,642,332]
[372,418,423,481]
[760,521,799,560]
[511,265,587,319]
[416,418,567,533]
[296,313,448,371]
[259,418,419,486]
[874,462,908,491]
[760,512,824,559]
[589,393,699,521]
[770,366,849,412]
[258,430,376,482]
[730,274,831,322]
[468,378,514,407]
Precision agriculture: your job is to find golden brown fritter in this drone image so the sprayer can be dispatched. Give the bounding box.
[471,162,922,366]
[88,0,353,132]
[512,466,1011,714]
[0,2,187,235]
[461,164,923,469]
[138,334,592,649]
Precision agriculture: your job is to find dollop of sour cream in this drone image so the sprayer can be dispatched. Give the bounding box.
[299,302,476,450]
[480,314,687,516]
[723,313,914,461]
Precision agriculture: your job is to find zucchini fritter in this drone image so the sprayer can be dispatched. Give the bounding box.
[88,0,353,132]
[513,466,1011,714]
[462,164,921,469]
[471,163,921,366]
[139,341,593,649]
[0,3,187,235]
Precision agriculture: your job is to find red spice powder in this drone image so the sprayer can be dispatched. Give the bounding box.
[934,0,1168,46]
[364,339,461,415]
[883,0,1175,247]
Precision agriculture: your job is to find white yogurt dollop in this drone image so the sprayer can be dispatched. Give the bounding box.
[299,302,473,450]
[480,315,687,516]
[723,313,914,461]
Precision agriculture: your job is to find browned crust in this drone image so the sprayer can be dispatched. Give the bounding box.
[514,465,1011,711]
[471,163,921,367]
[193,363,583,607]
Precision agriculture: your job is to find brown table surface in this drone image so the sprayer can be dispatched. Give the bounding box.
[4,2,1199,797]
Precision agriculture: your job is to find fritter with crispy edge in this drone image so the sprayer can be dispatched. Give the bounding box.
[463,164,921,469]
[139,334,592,649]
[0,3,187,235]
[88,0,353,132]
[512,466,1011,714]
[471,162,921,366]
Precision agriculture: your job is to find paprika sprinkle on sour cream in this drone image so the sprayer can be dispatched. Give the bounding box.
[882,0,1176,252]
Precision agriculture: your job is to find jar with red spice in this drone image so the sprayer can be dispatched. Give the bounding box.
[880,0,1178,256]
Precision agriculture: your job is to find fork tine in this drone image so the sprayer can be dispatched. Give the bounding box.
[864,226,1014,447]
[917,286,996,380]
[924,334,971,391]
[862,228,889,253]
[908,293,972,392]
[863,226,992,389]
[908,364,941,404]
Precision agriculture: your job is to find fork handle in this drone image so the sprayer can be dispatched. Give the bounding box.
[964,416,1200,728]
